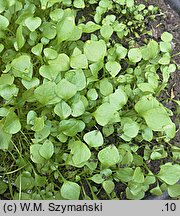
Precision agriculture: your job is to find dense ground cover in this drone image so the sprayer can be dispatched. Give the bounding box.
[0,0,179,200]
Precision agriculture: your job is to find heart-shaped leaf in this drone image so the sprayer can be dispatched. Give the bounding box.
[22,77,39,89]
[30,144,45,164]
[3,110,21,134]
[98,145,121,167]
[105,61,121,77]
[84,40,107,62]
[39,140,54,160]
[61,181,80,200]
[128,48,142,63]
[70,141,91,166]
[0,15,9,30]
[83,130,104,148]
[34,81,60,105]
[59,119,85,137]
[55,79,77,100]
[54,101,71,119]
[25,17,42,32]
[157,163,180,185]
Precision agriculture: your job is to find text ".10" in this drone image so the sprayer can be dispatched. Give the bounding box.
[164,203,176,212]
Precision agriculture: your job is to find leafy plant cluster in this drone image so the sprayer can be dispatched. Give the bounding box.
[0,0,180,200]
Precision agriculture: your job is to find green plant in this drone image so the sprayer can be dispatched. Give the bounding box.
[0,0,179,200]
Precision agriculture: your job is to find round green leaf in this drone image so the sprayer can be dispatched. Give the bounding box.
[123,121,139,138]
[105,61,121,77]
[39,65,59,81]
[65,69,86,91]
[49,54,70,72]
[0,44,4,53]
[150,152,163,160]
[135,95,161,115]
[35,174,46,187]
[158,53,171,65]
[11,55,32,79]
[99,78,113,96]
[71,100,85,117]
[0,107,9,117]
[66,26,82,41]
[35,126,51,142]
[84,40,107,62]
[133,167,144,183]
[128,48,142,63]
[0,15,9,30]
[158,163,180,185]
[70,54,88,69]
[126,187,145,200]
[73,0,85,8]
[102,180,115,194]
[103,124,114,137]
[56,16,75,43]
[126,0,134,7]
[141,40,159,60]
[57,133,68,143]
[116,44,128,59]
[160,42,171,53]
[168,184,180,198]
[138,83,155,93]
[0,74,13,85]
[169,64,176,73]
[142,127,153,142]
[161,32,173,42]
[33,116,44,132]
[61,181,80,200]
[44,48,58,60]
[83,130,104,148]
[41,22,57,40]
[0,84,18,100]
[89,61,103,77]
[55,79,77,100]
[100,25,113,40]
[93,103,117,126]
[87,89,98,100]
[50,9,64,22]
[98,145,120,167]
[27,110,37,125]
